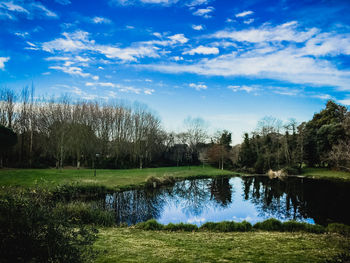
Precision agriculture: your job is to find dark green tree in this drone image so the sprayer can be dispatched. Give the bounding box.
[0,125,17,167]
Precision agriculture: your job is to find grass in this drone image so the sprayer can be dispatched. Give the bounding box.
[0,166,234,190]
[302,167,350,181]
[93,227,350,263]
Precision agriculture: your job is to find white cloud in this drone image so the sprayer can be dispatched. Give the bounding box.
[228,85,256,93]
[186,0,211,7]
[144,88,155,94]
[338,98,350,106]
[272,87,300,96]
[49,66,91,78]
[193,6,214,18]
[210,21,317,43]
[172,56,184,61]
[42,31,92,53]
[92,16,112,24]
[0,57,10,70]
[189,83,207,91]
[85,82,116,87]
[42,30,161,62]
[183,45,219,55]
[244,19,254,25]
[14,31,29,38]
[143,48,350,90]
[235,10,253,18]
[110,0,179,5]
[168,34,189,44]
[302,33,350,57]
[55,0,71,5]
[192,24,204,31]
[311,94,332,100]
[31,2,57,18]
[0,2,29,14]
[0,1,58,19]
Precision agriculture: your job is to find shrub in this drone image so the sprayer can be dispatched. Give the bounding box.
[164,222,198,232]
[327,223,350,236]
[253,218,283,231]
[54,201,115,226]
[282,221,325,234]
[135,219,164,230]
[0,193,97,263]
[199,221,252,232]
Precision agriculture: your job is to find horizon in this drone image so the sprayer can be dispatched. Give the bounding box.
[1,0,350,144]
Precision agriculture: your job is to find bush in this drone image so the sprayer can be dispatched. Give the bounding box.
[199,221,252,232]
[54,201,115,226]
[0,193,97,263]
[164,222,198,232]
[253,218,283,231]
[135,219,164,230]
[282,221,325,234]
[327,223,350,236]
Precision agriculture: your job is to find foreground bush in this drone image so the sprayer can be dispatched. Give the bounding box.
[327,223,350,236]
[253,218,283,231]
[134,218,347,235]
[0,192,97,263]
[54,201,115,226]
[200,221,252,232]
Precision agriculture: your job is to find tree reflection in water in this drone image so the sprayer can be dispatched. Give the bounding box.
[242,176,350,225]
[103,176,350,226]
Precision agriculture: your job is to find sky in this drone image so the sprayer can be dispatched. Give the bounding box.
[1,0,350,144]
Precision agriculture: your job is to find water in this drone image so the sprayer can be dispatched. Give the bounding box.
[103,176,350,226]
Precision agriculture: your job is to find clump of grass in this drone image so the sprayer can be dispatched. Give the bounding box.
[200,221,252,232]
[54,201,115,226]
[163,222,198,232]
[254,218,283,231]
[327,223,350,236]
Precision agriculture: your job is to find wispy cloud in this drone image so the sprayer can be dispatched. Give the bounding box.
[210,21,316,43]
[92,16,112,24]
[337,98,350,106]
[85,82,155,95]
[193,6,214,18]
[189,83,207,91]
[0,57,10,70]
[0,1,58,20]
[192,24,204,31]
[183,45,219,55]
[42,30,160,62]
[109,0,179,6]
[55,0,71,5]
[228,85,257,93]
[235,10,253,18]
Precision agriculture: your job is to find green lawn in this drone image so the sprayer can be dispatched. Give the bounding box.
[0,166,234,190]
[94,227,350,263]
[302,167,350,181]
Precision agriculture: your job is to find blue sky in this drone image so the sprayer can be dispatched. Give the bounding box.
[1,0,350,144]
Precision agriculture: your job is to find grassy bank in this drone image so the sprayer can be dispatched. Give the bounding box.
[0,166,233,190]
[301,167,350,181]
[94,227,350,263]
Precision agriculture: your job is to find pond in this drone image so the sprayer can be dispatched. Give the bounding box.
[102,176,350,226]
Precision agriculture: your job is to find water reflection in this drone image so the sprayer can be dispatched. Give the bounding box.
[102,176,350,226]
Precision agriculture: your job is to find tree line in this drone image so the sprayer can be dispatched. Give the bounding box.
[234,101,350,173]
[1,87,349,172]
[0,87,211,169]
